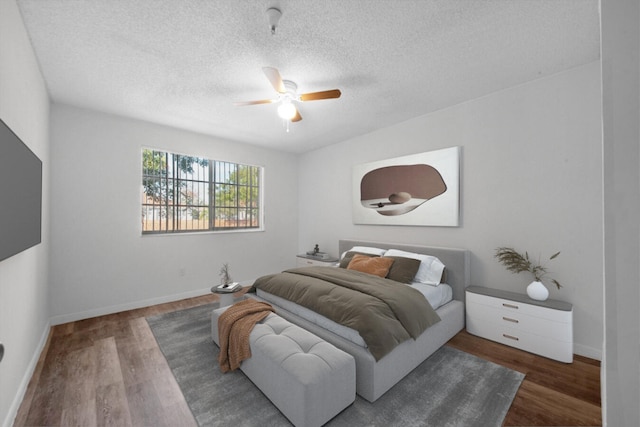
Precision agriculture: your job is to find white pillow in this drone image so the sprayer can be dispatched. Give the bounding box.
[340,246,387,259]
[384,249,445,286]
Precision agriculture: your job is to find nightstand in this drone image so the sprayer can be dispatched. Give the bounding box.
[465,286,573,363]
[296,254,339,267]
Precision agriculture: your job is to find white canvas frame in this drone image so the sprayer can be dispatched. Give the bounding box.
[352,146,460,226]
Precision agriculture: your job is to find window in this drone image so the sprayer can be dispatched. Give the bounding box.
[141,148,262,234]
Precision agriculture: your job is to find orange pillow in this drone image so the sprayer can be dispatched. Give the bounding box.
[347,254,395,277]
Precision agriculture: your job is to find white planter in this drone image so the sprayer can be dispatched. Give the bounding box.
[527,281,549,301]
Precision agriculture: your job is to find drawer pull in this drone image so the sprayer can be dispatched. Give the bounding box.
[502,334,519,341]
[502,303,519,309]
[502,316,519,323]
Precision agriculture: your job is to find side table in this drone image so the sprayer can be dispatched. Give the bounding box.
[211,283,243,307]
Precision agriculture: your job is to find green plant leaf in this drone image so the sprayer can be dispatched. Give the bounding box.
[495,247,562,290]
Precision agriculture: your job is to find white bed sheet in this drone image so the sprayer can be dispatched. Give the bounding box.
[410,282,453,310]
[255,283,453,349]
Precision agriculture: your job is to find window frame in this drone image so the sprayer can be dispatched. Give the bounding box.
[141,147,264,235]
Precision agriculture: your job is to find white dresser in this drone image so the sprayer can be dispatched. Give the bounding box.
[466,286,573,363]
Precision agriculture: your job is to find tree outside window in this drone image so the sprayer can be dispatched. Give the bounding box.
[141,148,262,233]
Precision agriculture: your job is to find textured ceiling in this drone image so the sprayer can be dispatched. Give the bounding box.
[17,0,600,153]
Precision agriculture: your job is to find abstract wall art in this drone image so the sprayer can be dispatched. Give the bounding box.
[352,146,460,226]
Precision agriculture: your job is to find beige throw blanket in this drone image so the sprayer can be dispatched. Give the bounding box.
[217,299,274,373]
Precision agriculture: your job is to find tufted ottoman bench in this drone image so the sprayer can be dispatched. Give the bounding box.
[211,305,355,427]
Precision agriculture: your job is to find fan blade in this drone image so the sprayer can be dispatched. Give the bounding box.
[262,67,286,93]
[291,109,302,122]
[233,99,276,106]
[299,89,341,102]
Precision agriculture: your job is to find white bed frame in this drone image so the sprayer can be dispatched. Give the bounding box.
[252,239,470,402]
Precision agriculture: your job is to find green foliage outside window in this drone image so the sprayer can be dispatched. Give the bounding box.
[141,148,262,233]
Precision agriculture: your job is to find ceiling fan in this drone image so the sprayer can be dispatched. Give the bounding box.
[234,67,341,123]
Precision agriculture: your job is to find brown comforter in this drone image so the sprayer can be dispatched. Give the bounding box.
[217,299,274,373]
[250,266,440,361]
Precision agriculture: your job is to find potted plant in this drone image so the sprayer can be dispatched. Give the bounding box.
[494,247,561,301]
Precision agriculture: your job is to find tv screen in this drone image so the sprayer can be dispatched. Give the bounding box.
[0,118,42,262]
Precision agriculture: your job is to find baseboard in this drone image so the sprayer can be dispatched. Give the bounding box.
[49,287,214,325]
[3,321,50,427]
[574,343,602,361]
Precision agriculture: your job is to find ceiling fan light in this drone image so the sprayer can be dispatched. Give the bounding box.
[266,7,282,35]
[277,102,297,120]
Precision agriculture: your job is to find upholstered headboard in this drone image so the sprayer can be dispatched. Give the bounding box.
[338,239,470,302]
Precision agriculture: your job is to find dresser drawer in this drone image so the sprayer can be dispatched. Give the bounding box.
[466,300,572,342]
[466,290,571,323]
[466,316,573,362]
[296,256,338,267]
[297,257,320,267]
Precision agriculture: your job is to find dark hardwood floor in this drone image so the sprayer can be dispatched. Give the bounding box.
[447,331,601,426]
[15,292,601,426]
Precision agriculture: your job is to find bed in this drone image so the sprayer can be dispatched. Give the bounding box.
[249,239,470,402]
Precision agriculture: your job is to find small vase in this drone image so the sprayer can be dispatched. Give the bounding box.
[527,281,549,301]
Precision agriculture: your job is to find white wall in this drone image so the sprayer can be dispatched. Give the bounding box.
[49,105,298,323]
[298,61,603,359]
[601,0,640,425]
[0,1,51,426]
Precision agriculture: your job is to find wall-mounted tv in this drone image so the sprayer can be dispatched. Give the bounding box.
[0,118,42,262]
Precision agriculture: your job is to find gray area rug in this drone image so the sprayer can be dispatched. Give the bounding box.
[147,303,524,427]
